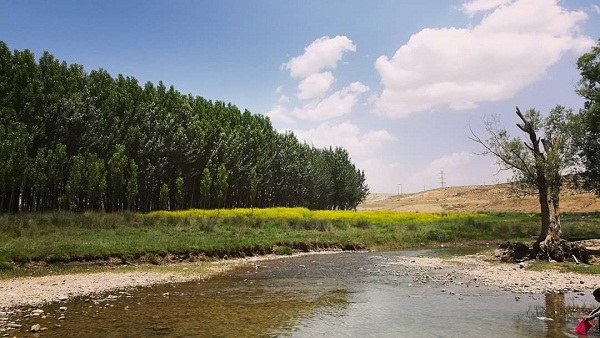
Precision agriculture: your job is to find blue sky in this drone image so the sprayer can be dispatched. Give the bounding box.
[1,0,599,193]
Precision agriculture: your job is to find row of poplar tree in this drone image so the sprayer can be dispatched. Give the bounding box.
[0,42,369,213]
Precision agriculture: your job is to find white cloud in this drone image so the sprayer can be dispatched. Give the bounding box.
[292,82,369,121]
[591,4,600,15]
[358,158,402,193]
[408,152,474,186]
[292,120,395,159]
[401,152,512,192]
[284,36,356,78]
[278,94,290,103]
[372,0,594,119]
[353,151,515,194]
[266,104,295,124]
[297,72,335,100]
[461,0,512,16]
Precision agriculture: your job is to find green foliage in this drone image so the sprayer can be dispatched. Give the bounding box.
[159,183,170,210]
[274,246,293,255]
[126,160,138,211]
[175,176,184,210]
[577,41,600,195]
[108,145,128,211]
[0,42,368,213]
[200,168,212,209]
[215,164,229,209]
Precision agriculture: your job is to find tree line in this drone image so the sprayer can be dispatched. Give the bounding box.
[0,42,368,213]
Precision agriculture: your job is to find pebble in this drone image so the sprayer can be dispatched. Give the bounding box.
[30,324,41,332]
[59,306,67,311]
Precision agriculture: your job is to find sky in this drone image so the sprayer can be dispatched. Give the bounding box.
[1,0,599,193]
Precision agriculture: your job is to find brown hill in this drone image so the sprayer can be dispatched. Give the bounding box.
[358,183,600,213]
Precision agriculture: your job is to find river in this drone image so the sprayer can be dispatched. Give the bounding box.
[5,251,596,337]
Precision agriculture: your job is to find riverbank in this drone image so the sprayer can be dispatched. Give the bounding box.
[0,251,340,310]
[392,252,600,294]
[4,209,600,268]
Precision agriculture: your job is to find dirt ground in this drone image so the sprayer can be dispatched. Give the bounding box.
[358,183,600,213]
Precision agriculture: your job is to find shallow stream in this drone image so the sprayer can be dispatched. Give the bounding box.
[6,251,599,337]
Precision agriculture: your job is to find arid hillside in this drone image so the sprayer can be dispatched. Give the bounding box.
[358,183,600,213]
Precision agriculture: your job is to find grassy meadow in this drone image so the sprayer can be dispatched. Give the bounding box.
[1,208,600,269]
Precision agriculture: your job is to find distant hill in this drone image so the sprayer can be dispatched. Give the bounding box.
[358,183,600,213]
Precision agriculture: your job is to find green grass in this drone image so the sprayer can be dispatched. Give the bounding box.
[1,208,599,271]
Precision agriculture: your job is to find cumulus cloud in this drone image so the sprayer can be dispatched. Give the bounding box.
[292,120,395,159]
[297,72,335,100]
[269,36,364,123]
[292,82,369,121]
[357,158,403,193]
[266,104,295,124]
[372,0,594,119]
[401,152,512,192]
[461,0,512,16]
[408,152,474,186]
[283,36,356,78]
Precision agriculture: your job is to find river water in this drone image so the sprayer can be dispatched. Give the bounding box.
[8,251,598,337]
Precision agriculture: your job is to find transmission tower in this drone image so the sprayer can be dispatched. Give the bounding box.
[440,170,445,188]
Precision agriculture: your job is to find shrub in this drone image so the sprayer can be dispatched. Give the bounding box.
[274,246,293,255]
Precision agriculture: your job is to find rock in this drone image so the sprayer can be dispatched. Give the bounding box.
[30,324,41,332]
[59,307,67,311]
[58,295,68,301]
[31,309,44,315]
[6,323,22,328]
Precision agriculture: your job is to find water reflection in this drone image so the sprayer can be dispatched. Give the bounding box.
[11,279,350,337]
[516,292,597,337]
[5,251,599,337]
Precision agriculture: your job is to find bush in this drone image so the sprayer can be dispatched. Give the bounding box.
[0,254,12,271]
[274,246,293,255]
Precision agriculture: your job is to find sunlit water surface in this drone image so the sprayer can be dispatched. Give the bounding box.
[9,251,599,337]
